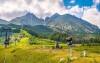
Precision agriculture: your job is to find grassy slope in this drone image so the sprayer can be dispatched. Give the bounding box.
[0,44,100,63]
[0,30,100,63]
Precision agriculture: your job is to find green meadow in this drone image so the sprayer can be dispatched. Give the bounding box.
[0,42,100,63]
[0,30,100,63]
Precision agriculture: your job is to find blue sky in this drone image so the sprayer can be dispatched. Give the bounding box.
[0,0,100,27]
[64,0,93,7]
[63,0,100,11]
[97,3,100,11]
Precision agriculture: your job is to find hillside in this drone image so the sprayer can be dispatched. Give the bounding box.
[47,14,100,33]
[0,19,9,25]
[10,13,44,26]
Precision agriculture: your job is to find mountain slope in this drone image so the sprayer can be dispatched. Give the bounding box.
[47,14,100,33]
[45,13,60,25]
[0,19,9,25]
[23,25,53,34]
[10,13,44,26]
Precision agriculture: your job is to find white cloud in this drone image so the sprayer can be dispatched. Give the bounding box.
[0,0,28,20]
[69,5,84,18]
[0,0,68,21]
[93,0,100,4]
[27,0,69,18]
[81,0,100,27]
[70,0,75,3]
[82,7,100,27]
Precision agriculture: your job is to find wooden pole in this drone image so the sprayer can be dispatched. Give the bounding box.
[5,45,7,48]
[70,46,72,57]
[15,41,16,46]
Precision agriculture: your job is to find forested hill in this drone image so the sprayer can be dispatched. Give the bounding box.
[0,24,100,44]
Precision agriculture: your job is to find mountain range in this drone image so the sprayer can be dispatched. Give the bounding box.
[0,12,100,33]
[10,13,44,26]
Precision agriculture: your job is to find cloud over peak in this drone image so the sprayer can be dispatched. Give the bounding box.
[0,0,68,21]
[0,0,100,27]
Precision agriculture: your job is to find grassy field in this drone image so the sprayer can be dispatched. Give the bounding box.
[0,44,100,63]
[0,31,100,63]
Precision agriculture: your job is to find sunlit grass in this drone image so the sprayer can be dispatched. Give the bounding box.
[0,30,100,63]
[0,44,100,63]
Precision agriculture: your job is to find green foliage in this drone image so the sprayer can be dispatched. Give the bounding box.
[0,24,100,45]
[87,43,100,46]
[29,36,36,45]
[49,32,69,42]
[24,29,38,37]
[25,28,69,42]
[90,37,100,43]
[20,29,31,37]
